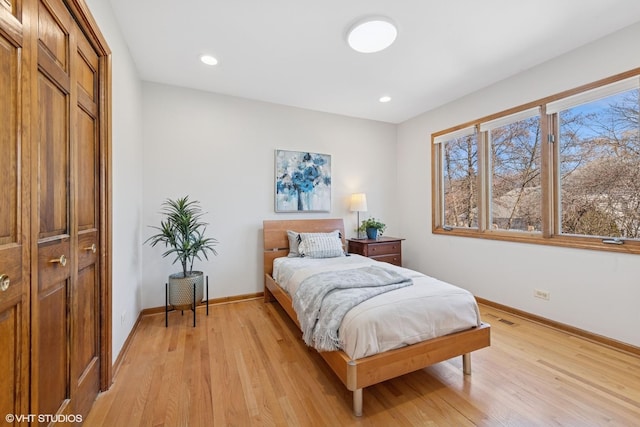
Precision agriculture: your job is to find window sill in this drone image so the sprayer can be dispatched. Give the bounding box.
[433,227,640,255]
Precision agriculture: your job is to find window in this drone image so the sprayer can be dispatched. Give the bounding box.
[482,108,542,232]
[432,70,640,253]
[550,78,640,239]
[434,127,478,229]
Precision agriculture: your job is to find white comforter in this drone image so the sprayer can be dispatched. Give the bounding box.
[273,255,481,360]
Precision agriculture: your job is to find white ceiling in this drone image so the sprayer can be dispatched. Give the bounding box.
[108,0,640,124]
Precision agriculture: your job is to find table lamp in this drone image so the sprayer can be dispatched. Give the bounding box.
[350,193,368,239]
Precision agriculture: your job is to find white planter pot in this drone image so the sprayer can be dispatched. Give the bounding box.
[168,271,204,309]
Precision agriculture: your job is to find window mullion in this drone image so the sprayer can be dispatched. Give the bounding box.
[540,105,553,238]
[550,113,561,236]
[431,141,444,230]
[477,129,490,231]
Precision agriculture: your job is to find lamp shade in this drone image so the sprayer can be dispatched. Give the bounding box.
[350,193,368,212]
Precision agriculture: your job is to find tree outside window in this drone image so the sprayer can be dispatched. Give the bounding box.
[558,89,640,239]
[443,133,479,228]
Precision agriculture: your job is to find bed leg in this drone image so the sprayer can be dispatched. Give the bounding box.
[264,287,275,303]
[462,353,471,375]
[353,388,363,417]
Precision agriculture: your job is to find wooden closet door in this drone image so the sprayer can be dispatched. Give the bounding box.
[72,26,101,419]
[34,0,74,419]
[0,0,109,422]
[0,1,30,421]
[33,0,101,421]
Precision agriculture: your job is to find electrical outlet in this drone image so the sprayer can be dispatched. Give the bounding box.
[120,311,126,325]
[534,289,550,300]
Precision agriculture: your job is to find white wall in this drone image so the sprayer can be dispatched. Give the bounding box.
[141,83,398,308]
[85,0,144,363]
[397,22,640,347]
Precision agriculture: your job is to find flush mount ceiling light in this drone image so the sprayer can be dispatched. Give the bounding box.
[200,54,218,66]
[347,17,397,53]
[379,95,392,103]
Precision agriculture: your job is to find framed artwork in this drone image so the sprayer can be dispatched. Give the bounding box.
[275,149,331,212]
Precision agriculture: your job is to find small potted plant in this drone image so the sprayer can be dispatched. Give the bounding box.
[146,196,218,309]
[358,217,386,240]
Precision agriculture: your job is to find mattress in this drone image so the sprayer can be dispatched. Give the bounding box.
[273,254,481,359]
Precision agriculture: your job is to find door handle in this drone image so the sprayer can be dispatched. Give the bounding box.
[50,255,67,267]
[0,274,9,292]
[84,243,97,253]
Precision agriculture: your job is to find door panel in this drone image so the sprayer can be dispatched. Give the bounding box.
[76,32,96,103]
[0,10,28,423]
[77,108,97,230]
[78,232,98,270]
[37,239,70,293]
[38,0,69,72]
[0,248,22,302]
[0,307,19,418]
[36,279,68,416]
[74,262,99,415]
[72,27,101,419]
[1,0,20,19]
[75,265,97,371]
[0,35,18,246]
[37,73,69,239]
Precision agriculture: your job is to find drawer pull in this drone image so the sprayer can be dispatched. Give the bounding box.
[84,243,97,253]
[0,274,9,292]
[50,255,67,267]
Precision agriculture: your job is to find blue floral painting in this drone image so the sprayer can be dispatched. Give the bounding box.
[275,150,331,212]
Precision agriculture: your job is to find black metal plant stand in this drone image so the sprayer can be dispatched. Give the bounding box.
[165,275,209,327]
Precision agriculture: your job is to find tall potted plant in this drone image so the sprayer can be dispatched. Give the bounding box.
[146,196,218,309]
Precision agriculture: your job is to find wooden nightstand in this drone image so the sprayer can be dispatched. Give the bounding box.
[347,237,404,266]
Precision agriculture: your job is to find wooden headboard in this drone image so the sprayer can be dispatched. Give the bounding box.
[262,218,346,276]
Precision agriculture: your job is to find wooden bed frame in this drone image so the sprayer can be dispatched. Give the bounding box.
[263,219,490,416]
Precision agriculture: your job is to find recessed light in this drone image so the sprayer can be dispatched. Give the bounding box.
[379,96,392,103]
[200,54,218,66]
[347,17,397,53]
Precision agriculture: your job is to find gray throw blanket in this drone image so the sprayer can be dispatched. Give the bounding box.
[293,265,412,352]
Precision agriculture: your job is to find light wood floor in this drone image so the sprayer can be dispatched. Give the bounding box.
[85,299,640,426]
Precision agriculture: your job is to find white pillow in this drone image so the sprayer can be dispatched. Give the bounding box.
[287,230,301,257]
[298,232,344,258]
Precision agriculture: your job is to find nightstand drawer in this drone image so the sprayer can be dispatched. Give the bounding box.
[347,237,404,267]
[366,242,401,257]
[371,254,402,266]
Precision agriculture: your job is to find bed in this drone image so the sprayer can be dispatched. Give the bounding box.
[263,218,490,416]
